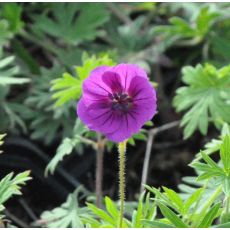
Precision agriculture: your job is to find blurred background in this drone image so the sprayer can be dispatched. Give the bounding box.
[0,2,230,227]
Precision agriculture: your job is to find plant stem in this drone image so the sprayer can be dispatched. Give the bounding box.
[118,140,127,228]
[140,120,180,193]
[140,131,155,193]
[77,135,97,149]
[95,134,105,208]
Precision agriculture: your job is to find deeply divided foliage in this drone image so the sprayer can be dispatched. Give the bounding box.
[33,3,110,45]
[0,134,31,224]
[51,53,116,107]
[38,130,230,228]
[174,64,230,138]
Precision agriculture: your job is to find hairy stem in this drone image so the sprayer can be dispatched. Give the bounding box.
[118,140,127,228]
[95,134,105,208]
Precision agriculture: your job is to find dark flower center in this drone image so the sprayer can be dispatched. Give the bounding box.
[109,92,133,113]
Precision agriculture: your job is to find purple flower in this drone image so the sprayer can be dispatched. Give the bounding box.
[77,64,157,143]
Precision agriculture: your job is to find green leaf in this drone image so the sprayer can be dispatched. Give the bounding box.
[127,137,135,146]
[223,177,230,196]
[201,151,223,173]
[0,171,31,206]
[157,202,188,227]
[23,65,74,144]
[220,136,230,175]
[45,137,77,176]
[51,72,82,107]
[0,54,29,86]
[104,196,119,220]
[193,186,222,226]
[76,53,115,81]
[191,151,225,181]
[87,203,115,226]
[39,188,87,228]
[33,3,109,45]
[11,39,40,74]
[2,3,24,33]
[0,53,30,133]
[86,197,129,228]
[0,77,30,85]
[145,185,171,208]
[211,34,230,61]
[197,202,221,228]
[141,220,174,228]
[107,16,155,52]
[169,16,195,37]
[132,193,144,228]
[173,64,230,138]
[184,188,204,213]
[195,124,230,157]
[45,119,88,175]
[131,192,156,227]
[51,53,115,107]
[196,6,220,37]
[154,6,220,44]
[132,132,147,141]
[144,192,156,221]
[145,121,154,127]
[190,162,213,172]
[0,19,13,46]
[162,187,184,213]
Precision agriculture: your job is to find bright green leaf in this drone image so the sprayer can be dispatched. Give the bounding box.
[157,202,188,227]
[51,53,116,107]
[197,202,221,228]
[173,64,230,139]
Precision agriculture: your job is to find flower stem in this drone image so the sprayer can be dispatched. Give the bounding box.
[118,140,127,228]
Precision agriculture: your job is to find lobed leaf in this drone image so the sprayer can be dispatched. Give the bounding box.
[51,53,115,107]
[33,3,109,45]
[173,64,230,138]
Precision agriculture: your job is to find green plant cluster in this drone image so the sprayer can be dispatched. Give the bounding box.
[39,129,230,228]
[0,135,31,226]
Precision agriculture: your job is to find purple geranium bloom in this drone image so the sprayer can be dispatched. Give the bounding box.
[77,64,157,143]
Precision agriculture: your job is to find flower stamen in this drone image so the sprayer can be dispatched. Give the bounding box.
[110,92,133,113]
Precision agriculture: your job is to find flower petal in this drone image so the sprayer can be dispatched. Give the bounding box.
[102,71,123,93]
[82,66,112,106]
[87,102,121,134]
[104,113,142,142]
[128,76,156,102]
[77,99,121,134]
[129,76,157,125]
[112,64,148,91]
[77,98,95,130]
